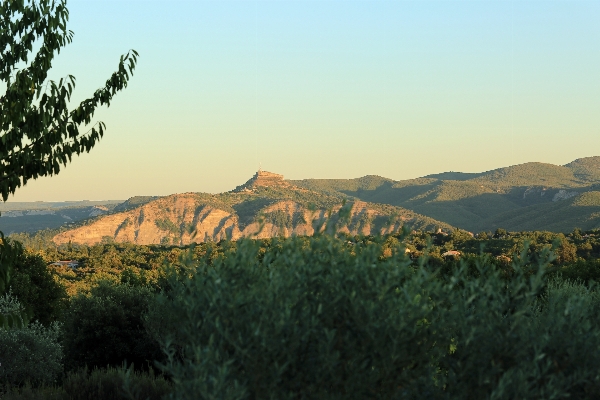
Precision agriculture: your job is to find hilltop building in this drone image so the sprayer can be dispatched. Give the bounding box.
[49,260,79,269]
[233,170,290,192]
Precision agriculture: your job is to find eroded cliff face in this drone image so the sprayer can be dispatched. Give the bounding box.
[53,171,450,246]
[52,196,435,246]
[53,194,235,246]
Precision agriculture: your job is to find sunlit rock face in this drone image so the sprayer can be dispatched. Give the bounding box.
[53,171,451,246]
[232,170,290,192]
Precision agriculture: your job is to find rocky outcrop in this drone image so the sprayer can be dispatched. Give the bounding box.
[53,172,451,246]
[523,186,549,199]
[53,194,238,246]
[233,170,291,192]
[553,190,579,202]
[53,196,425,246]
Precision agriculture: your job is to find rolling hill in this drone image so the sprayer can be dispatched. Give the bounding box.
[52,171,452,246]
[7,157,600,241]
[292,156,600,233]
[0,200,123,234]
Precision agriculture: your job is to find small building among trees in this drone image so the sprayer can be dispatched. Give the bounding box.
[49,260,80,269]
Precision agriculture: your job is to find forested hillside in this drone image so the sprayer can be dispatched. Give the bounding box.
[4,157,599,240]
[292,156,600,233]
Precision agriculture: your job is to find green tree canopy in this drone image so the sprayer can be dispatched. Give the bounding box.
[0,0,138,201]
[0,0,138,324]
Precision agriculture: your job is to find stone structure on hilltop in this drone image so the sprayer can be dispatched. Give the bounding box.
[233,170,289,192]
[51,168,453,246]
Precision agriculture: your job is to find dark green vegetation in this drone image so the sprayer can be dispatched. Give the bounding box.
[7,245,67,325]
[149,236,600,399]
[4,228,600,398]
[0,238,171,399]
[292,156,600,233]
[0,0,138,329]
[12,226,600,295]
[62,282,163,373]
[2,366,171,400]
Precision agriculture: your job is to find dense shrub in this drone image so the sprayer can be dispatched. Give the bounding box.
[2,365,172,400]
[9,248,68,325]
[63,365,171,400]
[0,290,27,327]
[61,281,163,372]
[0,386,66,400]
[147,236,450,399]
[438,264,600,398]
[148,236,600,399]
[0,320,62,388]
[550,258,600,284]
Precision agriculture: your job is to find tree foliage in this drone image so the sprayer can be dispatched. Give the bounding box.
[147,235,600,399]
[0,318,63,388]
[9,247,67,325]
[0,0,138,200]
[0,236,29,328]
[61,280,163,373]
[0,0,138,327]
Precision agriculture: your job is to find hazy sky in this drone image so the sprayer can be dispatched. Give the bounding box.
[7,0,600,201]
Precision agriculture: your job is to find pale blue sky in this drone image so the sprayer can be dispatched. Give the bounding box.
[9,0,600,201]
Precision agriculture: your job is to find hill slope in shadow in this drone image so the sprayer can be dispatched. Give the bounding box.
[292,157,600,233]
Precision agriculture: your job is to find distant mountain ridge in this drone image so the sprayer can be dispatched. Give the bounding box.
[0,201,123,234]
[292,157,600,233]
[52,171,452,246]
[6,157,600,240]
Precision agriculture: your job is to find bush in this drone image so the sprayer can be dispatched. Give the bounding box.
[61,281,163,372]
[148,236,600,399]
[9,248,68,325]
[62,365,172,400]
[1,385,67,400]
[0,320,62,388]
[437,264,600,398]
[1,365,172,400]
[550,258,600,284]
[147,236,448,399]
[0,290,27,327]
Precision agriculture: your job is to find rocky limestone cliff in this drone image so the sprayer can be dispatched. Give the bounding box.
[54,194,236,246]
[53,171,451,246]
[233,170,291,192]
[52,195,437,246]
